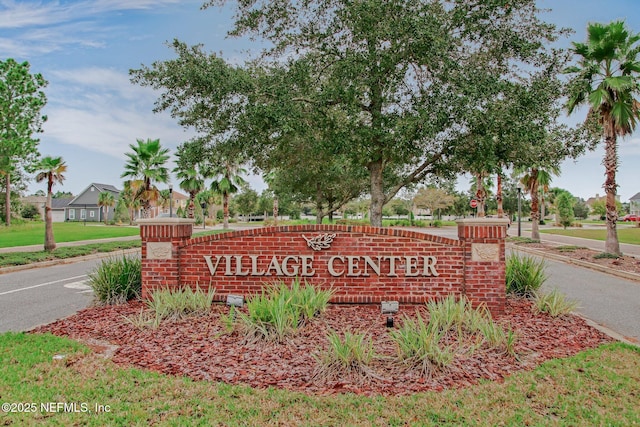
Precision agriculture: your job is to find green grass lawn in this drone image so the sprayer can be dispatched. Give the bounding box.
[540,226,640,245]
[0,222,140,248]
[0,333,638,426]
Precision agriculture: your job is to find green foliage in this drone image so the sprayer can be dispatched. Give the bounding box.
[88,255,141,305]
[390,296,515,375]
[573,199,590,219]
[565,20,640,255]
[505,254,547,298]
[146,286,216,328]
[556,191,575,229]
[21,204,40,219]
[555,245,588,252]
[135,1,571,228]
[236,279,333,343]
[0,59,48,227]
[507,236,540,244]
[390,312,452,376]
[534,289,578,318]
[120,138,170,217]
[314,330,377,382]
[594,252,621,259]
[0,241,141,268]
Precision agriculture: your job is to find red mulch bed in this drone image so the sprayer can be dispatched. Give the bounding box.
[32,298,613,396]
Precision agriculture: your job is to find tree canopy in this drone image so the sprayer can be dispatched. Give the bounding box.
[132,1,594,226]
[0,59,47,226]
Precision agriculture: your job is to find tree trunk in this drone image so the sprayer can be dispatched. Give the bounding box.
[273,196,279,226]
[496,173,503,218]
[475,173,486,218]
[223,192,230,229]
[369,160,385,227]
[4,174,10,226]
[529,169,540,241]
[44,182,56,251]
[603,128,621,255]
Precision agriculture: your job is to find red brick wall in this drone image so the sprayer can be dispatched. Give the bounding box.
[139,220,508,314]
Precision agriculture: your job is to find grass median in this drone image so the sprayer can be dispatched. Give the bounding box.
[0,222,140,248]
[540,226,640,245]
[0,333,638,426]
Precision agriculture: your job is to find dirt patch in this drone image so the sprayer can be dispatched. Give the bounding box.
[33,297,612,396]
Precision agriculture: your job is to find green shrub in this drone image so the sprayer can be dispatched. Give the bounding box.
[237,279,333,343]
[507,236,540,244]
[556,245,588,252]
[431,220,442,228]
[534,289,578,317]
[594,252,621,259]
[21,204,40,219]
[146,286,216,328]
[88,255,141,305]
[505,254,547,298]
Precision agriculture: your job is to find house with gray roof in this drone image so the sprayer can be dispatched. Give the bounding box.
[65,183,120,222]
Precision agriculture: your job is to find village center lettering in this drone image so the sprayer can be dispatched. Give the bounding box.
[203,254,439,278]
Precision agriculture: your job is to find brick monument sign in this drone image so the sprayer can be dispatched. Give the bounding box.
[138,219,508,315]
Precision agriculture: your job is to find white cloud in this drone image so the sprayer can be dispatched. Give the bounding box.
[42,67,193,162]
[0,0,183,29]
[0,0,188,58]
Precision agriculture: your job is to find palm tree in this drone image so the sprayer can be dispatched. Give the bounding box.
[175,166,204,219]
[121,138,170,218]
[537,168,558,222]
[121,180,143,224]
[210,159,246,229]
[97,191,115,225]
[565,21,640,255]
[35,156,67,251]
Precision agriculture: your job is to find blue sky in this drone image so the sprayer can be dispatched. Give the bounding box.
[2,0,640,202]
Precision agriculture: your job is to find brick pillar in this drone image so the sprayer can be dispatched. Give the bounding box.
[457,218,509,315]
[138,218,194,298]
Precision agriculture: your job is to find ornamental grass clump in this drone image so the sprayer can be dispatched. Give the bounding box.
[505,254,547,297]
[88,255,141,305]
[390,296,517,374]
[534,289,578,318]
[314,330,378,383]
[237,279,333,343]
[146,286,216,328]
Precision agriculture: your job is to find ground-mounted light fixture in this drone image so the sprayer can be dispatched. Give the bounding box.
[381,300,399,328]
[226,294,244,308]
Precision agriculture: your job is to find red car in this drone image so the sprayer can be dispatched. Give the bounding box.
[621,214,640,222]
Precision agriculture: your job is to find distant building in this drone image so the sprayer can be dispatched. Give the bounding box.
[65,183,120,222]
[630,192,640,216]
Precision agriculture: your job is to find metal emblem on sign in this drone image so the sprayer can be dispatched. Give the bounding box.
[302,233,336,251]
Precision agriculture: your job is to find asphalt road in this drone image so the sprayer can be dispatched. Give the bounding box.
[541,256,640,345]
[0,259,102,333]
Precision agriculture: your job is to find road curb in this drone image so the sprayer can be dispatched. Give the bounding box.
[509,244,640,284]
[0,248,140,275]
